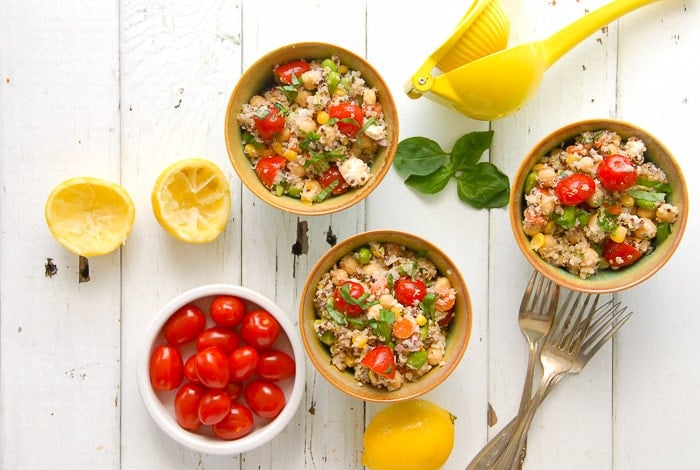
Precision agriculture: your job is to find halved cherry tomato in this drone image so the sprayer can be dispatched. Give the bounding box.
[196,326,240,354]
[555,173,596,206]
[328,102,364,137]
[244,379,286,419]
[360,345,396,379]
[228,345,259,382]
[239,309,280,349]
[333,280,366,317]
[212,403,255,440]
[319,164,350,195]
[174,383,204,431]
[149,345,184,391]
[256,349,295,382]
[198,389,232,425]
[210,295,246,327]
[194,347,230,389]
[255,155,287,188]
[163,304,206,346]
[597,154,637,192]
[253,105,286,139]
[274,60,311,85]
[602,239,643,268]
[394,277,427,306]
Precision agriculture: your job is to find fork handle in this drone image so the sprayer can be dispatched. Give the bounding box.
[466,374,564,470]
[491,372,561,470]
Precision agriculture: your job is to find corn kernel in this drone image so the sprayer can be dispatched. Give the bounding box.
[344,356,356,367]
[272,142,285,156]
[530,232,546,250]
[610,225,628,243]
[301,180,322,204]
[565,153,577,165]
[621,194,635,208]
[352,335,368,349]
[316,110,330,125]
[244,143,257,158]
[544,220,556,234]
[415,314,427,326]
[390,307,402,315]
[636,207,655,219]
[532,163,545,172]
[338,64,348,74]
[283,149,298,161]
[333,88,346,97]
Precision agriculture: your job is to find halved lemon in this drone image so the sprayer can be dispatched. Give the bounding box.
[45,177,136,257]
[151,158,231,243]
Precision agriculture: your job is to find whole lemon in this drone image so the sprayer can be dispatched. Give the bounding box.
[361,399,456,470]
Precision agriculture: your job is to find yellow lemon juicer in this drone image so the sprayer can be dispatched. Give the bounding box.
[407,0,660,121]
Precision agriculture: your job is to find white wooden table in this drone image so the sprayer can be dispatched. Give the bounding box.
[1,0,698,468]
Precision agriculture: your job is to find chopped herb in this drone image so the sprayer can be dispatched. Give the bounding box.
[420,293,436,319]
[326,299,346,325]
[315,180,338,202]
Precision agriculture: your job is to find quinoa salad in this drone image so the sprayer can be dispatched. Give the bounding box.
[237,56,389,204]
[522,129,680,279]
[313,242,458,391]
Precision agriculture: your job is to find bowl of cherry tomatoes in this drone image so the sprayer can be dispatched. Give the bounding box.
[510,118,688,293]
[137,284,306,455]
[224,42,399,216]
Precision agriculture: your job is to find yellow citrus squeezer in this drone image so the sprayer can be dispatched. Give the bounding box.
[407,0,660,121]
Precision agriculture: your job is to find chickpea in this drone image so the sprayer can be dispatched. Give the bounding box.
[329,268,348,285]
[339,254,360,275]
[434,276,452,291]
[362,88,377,105]
[295,89,311,107]
[379,294,395,309]
[536,166,557,187]
[633,217,657,240]
[656,203,679,223]
[297,118,317,134]
[249,95,266,107]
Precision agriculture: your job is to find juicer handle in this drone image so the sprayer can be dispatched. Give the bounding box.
[542,0,660,67]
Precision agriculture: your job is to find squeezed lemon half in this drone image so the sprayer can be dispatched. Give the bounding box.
[362,399,456,470]
[45,177,136,257]
[151,158,231,243]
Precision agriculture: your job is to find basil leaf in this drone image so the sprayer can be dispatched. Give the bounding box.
[394,137,449,176]
[326,299,346,326]
[405,165,453,194]
[421,293,436,319]
[656,222,672,244]
[626,189,667,203]
[456,162,510,209]
[451,130,494,171]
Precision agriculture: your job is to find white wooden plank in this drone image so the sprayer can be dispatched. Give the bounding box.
[365,1,491,467]
[614,1,700,468]
[0,1,121,468]
[490,0,621,468]
[118,1,244,468]
[238,0,369,468]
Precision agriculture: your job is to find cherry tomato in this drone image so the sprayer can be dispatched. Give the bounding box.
[228,345,259,382]
[555,173,596,206]
[198,388,232,425]
[223,381,243,401]
[273,60,311,85]
[174,383,204,431]
[253,105,286,140]
[194,347,230,389]
[597,154,637,191]
[319,164,350,195]
[244,379,286,419]
[394,277,427,306]
[328,102,364,137]
[256,349,296,382]
[212,403,255,440]
[210,295,246,327]
[255,155,287,188]
[183,355,200,383]
[333,280,366,317]
[240,309,280,349]
[163,304,206,346]
[196,326,240,354]
[149,345,184,391]
[360,345,396,379]
[602,239,643,268]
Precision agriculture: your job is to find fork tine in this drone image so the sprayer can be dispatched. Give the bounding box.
[550,291,599,349]
[580,300,633,355]
[520,270,539,312]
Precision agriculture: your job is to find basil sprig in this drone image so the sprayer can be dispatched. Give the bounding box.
[393,130,510,209]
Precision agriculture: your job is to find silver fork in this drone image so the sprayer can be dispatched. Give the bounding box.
[465,297,633,469]
[492,290,599,470]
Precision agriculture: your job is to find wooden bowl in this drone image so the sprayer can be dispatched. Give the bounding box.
[224,42,399,216]
[510,118,688,293]
[299,230,472,402]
